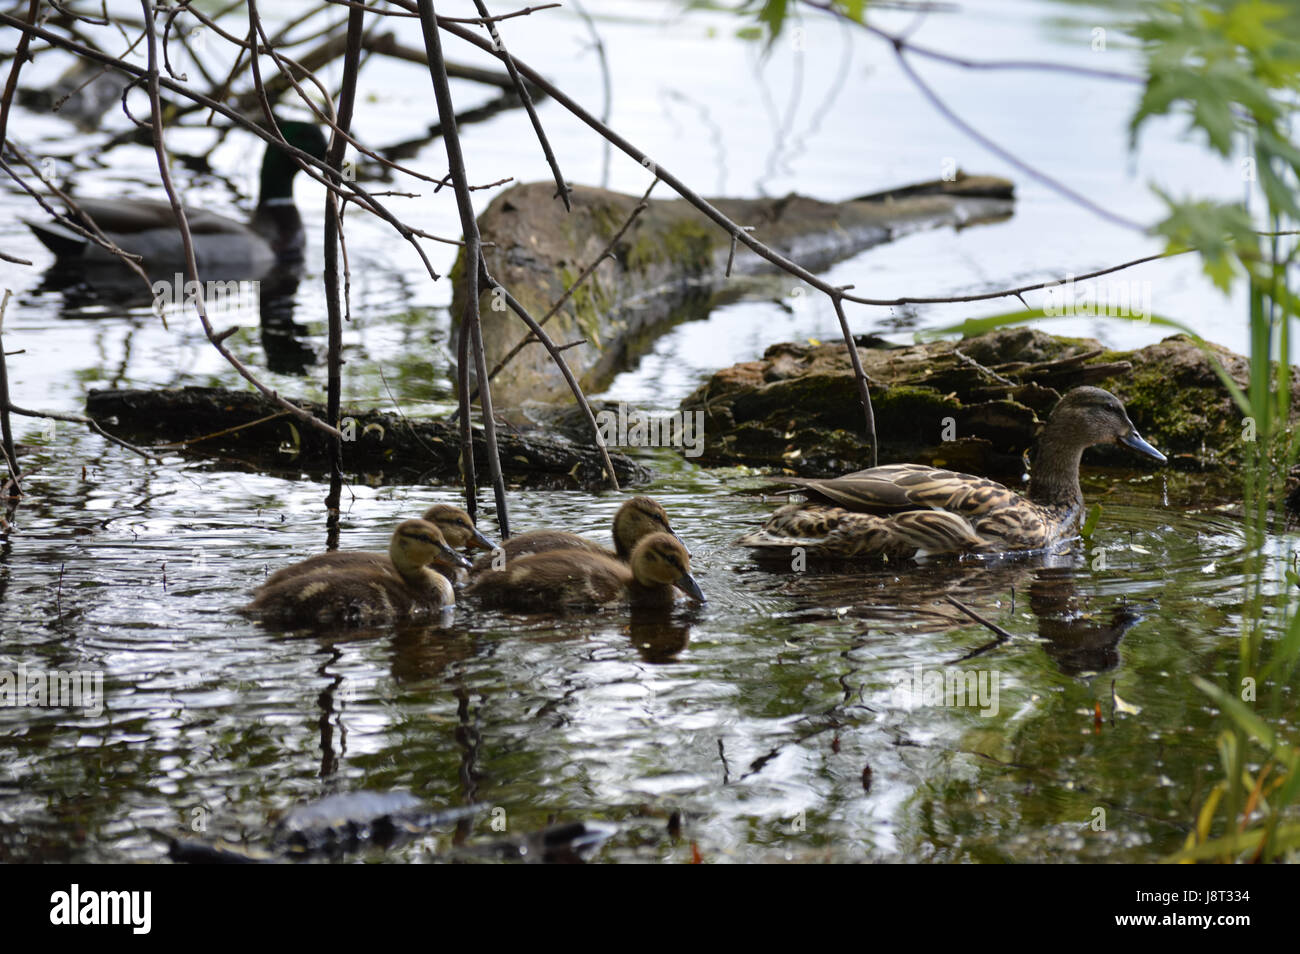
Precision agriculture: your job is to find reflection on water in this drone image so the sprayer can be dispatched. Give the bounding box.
[0,429,1266,862]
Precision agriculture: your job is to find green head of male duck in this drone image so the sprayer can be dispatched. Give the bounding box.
[258,120,329,205]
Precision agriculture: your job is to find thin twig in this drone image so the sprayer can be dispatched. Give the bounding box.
[9,404,164,459]
[417,0,509,534]
[945,595,1015,662]
[433,13,1181,314]
[136,0,342,441]
[0,12,450,278]
[456,178,658,417]
[570,0,612,188]
[831,293,876,466]
[801,0,1144,84]
[891,45,1145,232]
[471,0,570,210]
[0,289,20,493]
[319,0,366,510]
[489,278,621,491]
[0,0,38,149]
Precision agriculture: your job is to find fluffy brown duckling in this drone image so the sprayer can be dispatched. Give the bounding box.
[738,386,1166,559]
[419,504,498,552]
[465,532,705,612]
[471,495,683,574]
[242,519,471,627]
[261,504,493,588]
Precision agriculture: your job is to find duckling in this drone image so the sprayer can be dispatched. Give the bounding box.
[466,532,705,611]
[259,504,493,588]
[470,495,683,574]
[243,519,471,627]
[26,120,328,272]
[419,503,498,552]
[738,386,1166,559]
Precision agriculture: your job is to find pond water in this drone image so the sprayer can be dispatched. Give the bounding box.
[0,0,1285,862]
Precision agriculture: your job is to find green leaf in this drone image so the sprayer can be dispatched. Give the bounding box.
[1080,503,1104,541]
[1193,675,1297,770]
[1150,190,1257,293]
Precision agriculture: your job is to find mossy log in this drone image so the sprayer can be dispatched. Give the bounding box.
[680,328,1279,480]
[84,387,650,488]
[451,173,1014,405]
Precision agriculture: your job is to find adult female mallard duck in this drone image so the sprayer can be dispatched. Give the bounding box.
[466,532,705,611]
[258,505,494,589]
[737,386,1166,559]
[470,495,684,573]
[243,519,472,627]
[26,120,328,272]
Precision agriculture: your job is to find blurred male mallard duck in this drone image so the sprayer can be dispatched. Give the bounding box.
[257,505,493,589]
[737,386,1165,559]
[26,120,328,272]
[242,519,471,627]
[466,532,705,611]
[470,495,684,574]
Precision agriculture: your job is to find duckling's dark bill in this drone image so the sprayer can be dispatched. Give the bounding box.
[441,545,473,569]
[470,527,498,550]
[1120,429,1166,463]
[674,572,706,603]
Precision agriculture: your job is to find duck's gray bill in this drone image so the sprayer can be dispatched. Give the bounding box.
[1121,429,1166,463]
[442,545,473,569]
[675,572,706,603]
[471,527,498,551]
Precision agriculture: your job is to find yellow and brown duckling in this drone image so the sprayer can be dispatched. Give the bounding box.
[243,519,472,627]
[738,386,1166,559]
[470,495,683,574]
[419,503,498,552]
[260,504,493,588]
[466,532,705,611]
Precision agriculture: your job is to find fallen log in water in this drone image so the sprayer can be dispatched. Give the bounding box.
[85,386,650,488]
[453,173,1015,405]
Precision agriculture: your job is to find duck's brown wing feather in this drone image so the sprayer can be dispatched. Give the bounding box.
[469,530,613,575]
[779,464,1020,517]
[466,549,631,611]
[263,550,390,588]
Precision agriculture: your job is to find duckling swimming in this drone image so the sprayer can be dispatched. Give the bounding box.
[260,504,493,588]
[470,495,682,574]
[738,386,1166,559]
[243,519,471,626]
[466,532,705,611]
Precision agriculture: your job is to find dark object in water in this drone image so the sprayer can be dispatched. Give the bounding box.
[168,791,478,863]
[86,385,651,489]
[166,791,614,863]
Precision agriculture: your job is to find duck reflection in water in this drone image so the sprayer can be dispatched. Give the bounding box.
[763,550,1148,676]
[627,612,692,663]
